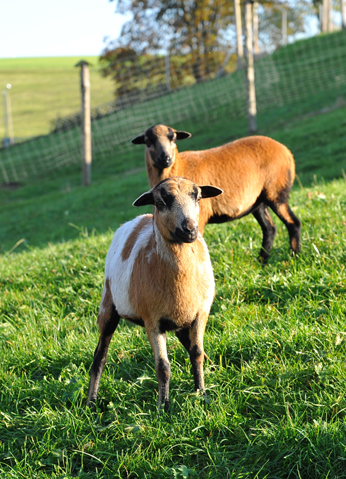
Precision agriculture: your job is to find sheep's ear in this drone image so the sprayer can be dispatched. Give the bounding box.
[133,190,155,207]
[200,185,223,199]
[131,134,146,145]
[175,130,191,140]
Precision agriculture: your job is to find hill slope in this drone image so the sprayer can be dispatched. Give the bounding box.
[0,56,114,138]
[1,32,346,479]
[1,176,346,478]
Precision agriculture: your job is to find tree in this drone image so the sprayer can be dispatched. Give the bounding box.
[255,1,315,50]
[104,0,235,83]
[101,0,319,98]
[311,0,341,31]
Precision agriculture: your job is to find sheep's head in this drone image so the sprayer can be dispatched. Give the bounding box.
[131,124,191,170]
[133,177,223,243]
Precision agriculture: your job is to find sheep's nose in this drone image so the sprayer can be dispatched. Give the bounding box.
[173,218,198,243]
[182,218,198,233]
[159,153,171,164]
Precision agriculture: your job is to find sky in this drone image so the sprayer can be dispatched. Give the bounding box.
[0,1,342,59]
[0,0,130,58]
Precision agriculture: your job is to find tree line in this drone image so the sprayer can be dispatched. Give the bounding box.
[100,0,345,101]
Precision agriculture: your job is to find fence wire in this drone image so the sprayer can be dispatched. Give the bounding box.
[1,30,346,185]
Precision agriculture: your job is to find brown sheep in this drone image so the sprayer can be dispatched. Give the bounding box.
[87,177,223,411]
[131,124,301,261]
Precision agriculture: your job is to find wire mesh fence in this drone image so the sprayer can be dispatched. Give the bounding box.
[1,29,346,185]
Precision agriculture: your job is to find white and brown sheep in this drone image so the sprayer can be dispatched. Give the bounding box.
[131,124,301,261]
[87,177,223,411]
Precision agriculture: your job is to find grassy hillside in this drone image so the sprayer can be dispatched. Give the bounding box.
[1,99,346,254]
[0,56,114,138]
[1,30,345,186]
[1,31,346,478]
[1,175,346,478]
[1,96,346,477]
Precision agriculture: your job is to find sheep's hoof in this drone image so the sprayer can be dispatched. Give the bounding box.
[158,399,170,413]
[258,255,269,266]
[195,389,210,404]
[86,398,97,412]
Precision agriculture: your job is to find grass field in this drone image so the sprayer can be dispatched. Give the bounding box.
[1,98,346,254]
[1,102,346,477]
[0,56,114,139]
[1,31,346,478]
[1,173,346,478]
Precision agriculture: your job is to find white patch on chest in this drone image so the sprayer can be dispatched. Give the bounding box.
[104,215,152,318]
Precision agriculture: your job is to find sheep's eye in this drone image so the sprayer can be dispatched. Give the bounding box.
[191,190,199,201]
[156,199,165,209]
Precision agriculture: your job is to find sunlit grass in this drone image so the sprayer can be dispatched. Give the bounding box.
[0,56,114,138]
[1,177,346,478]
[1,32,346,476]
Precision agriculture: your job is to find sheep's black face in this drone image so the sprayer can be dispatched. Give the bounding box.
[147,127,176,170]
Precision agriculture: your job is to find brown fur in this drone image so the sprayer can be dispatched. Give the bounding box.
[87,177,222,411]
[121,215,152,261]
[146,135,294,231]
[97,278,113,332]
[128,178,214,328]
[128,233,211,327]
[132,125,301,260]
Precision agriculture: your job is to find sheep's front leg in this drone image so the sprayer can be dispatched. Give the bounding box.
[146,326,171,412]
[87,282,120,408]
[188,314,207,393]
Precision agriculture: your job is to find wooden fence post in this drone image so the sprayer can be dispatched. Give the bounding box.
[165,52,171,92]
[282,7,288,46]
[342,0,346,29]
[2,84,15,147]
[244,0,257,135]
[322,0,331,32]
[234,0,244,69]
[253,2,259,56]
[75,60,92,186]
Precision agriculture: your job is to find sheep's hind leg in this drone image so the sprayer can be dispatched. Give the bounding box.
[87,303,120,408]
[270,202,301,255]
[252,204,277,262]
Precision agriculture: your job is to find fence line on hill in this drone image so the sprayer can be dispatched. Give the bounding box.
[1,30,346,185]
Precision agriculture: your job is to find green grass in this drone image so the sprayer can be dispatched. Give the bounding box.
[1,108,346,478]
[1,98,346,254]
[0,31,346,184]
[1,30,345,185]
[1,31,346,479]
[0,56,114,138]
[1,29,345,143]
[1,175,346,478]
